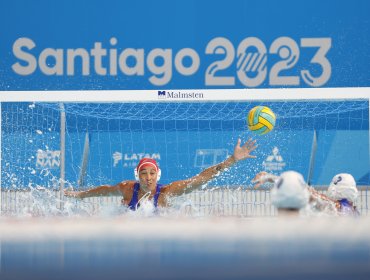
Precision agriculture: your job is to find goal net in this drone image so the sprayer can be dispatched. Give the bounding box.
[0,88,369,216]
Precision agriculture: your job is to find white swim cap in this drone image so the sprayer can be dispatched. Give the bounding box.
[327,173,358,202]
[271,171,309,209]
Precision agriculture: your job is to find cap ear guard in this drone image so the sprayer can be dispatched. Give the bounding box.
[134,168,161,181]
[328,173,358,202]
[157,169,161,181]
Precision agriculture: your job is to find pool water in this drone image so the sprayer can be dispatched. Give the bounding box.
[1,217,369,280]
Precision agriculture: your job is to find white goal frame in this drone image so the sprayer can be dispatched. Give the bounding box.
[0,87,369,215]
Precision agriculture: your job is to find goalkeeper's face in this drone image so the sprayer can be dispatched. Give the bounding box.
[138,167,158,191]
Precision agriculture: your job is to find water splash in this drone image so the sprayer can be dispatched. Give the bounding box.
[1,184,357,218]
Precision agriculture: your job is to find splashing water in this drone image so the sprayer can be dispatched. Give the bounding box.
[1,186,208,218]
[0,183,360,219]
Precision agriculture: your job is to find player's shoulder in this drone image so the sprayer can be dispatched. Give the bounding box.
[117,180,136,190]
[159,182,174,194]
[159,179,191,194]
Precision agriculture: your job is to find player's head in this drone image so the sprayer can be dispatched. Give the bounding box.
[271,171,309,212]
[134,158,161,185]
[327,173,358,203]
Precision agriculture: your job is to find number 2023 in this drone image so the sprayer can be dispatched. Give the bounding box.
[205,37,331,87]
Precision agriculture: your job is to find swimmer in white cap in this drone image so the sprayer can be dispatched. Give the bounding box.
[326,173,359,216]
[253,171,360,216]
[269,171,309,216]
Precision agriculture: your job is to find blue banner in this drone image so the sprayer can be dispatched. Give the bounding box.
[0,0,369,90]
[0,1,369,189]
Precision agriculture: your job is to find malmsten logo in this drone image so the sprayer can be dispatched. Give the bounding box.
[157,90,204,99]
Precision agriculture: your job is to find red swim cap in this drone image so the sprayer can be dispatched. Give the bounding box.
[136,158,159,172]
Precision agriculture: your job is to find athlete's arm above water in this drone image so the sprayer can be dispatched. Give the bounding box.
[307,186,339,211]
[161,138,257,196]
[251,171,279,189]
[65,138,257,204]
[252,171,339,210]
[64,181,132,199]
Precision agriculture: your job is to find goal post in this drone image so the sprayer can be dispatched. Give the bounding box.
[0,87,369,216]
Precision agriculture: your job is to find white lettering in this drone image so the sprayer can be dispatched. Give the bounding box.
[147,48,172,86]
[10,36,331,87]
[36,150,61,169]
[12,38,37,75]
[39,48,63,75]
[67,48,90,75]
[113,151,122,167]
[175,48,200,75]
[118,48,144,75]
[109,37,118,75]
[91,42,107,75]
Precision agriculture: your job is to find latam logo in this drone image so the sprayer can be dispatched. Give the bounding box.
[157,90,204,99]
[113,152,161,168]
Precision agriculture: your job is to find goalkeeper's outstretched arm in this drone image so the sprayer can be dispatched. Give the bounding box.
[64,182,131,199]
[162,138,257,196]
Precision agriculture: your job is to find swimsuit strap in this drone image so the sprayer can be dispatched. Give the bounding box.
[128,182,141,210]
[128,183,162,210]
[153,184,163,207]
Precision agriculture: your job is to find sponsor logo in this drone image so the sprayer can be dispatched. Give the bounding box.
[194,149,229,168]
[158,90,204,99]
[36,149,60,169]
[157,90,166,99]
[262,147,286,171]
[113,152,161,168]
